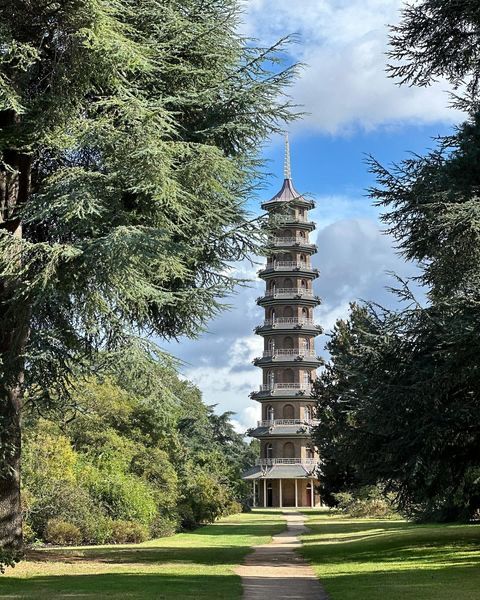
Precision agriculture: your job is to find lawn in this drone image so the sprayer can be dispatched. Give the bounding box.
[0,511,285,599]
[300,511,480,600]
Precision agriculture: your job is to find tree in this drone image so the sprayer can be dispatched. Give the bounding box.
[0,0,298,548]
[314,0,480,521]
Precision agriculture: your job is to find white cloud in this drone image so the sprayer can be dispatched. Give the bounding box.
[241,0,461,133]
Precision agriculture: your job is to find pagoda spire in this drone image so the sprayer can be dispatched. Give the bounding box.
[284,134,291,180]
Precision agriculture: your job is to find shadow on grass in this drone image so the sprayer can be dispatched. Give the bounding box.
[0,572,240,599]
[27,544,251,566]
[311,563,480,600]
[300,519,480,599]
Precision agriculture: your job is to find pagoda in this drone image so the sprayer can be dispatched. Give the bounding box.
[243,137,322,508]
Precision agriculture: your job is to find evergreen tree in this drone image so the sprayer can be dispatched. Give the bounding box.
[313,0,480,521]
[0,0,297,548]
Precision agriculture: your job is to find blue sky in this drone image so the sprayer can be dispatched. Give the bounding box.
[160,0,462,431]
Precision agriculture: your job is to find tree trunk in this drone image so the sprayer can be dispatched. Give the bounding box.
[0,109,31,550]
[0,386,22,550]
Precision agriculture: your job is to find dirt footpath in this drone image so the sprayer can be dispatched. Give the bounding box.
[235,511,329,599]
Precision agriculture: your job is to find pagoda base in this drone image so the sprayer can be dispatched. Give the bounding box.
[245,475,321,508]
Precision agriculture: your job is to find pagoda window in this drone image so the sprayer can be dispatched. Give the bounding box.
[265,443,273,459]
[268,371,275,387]
[283,441,295,457]
[304,406,311,421]
[267,405,275,421]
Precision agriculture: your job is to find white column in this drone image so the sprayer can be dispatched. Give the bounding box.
[263,479,267,508]
[310,480,314,508]
[279,479,283,508]
[295,479,298,508]
[253,480,256,508]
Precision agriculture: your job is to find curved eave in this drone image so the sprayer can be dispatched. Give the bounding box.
[267,242,317,253]
[250,390,314,401]
[242,464,317,480]
[256,296,321,308]
[266,221,316,232]
[262,198,315,211]
[248,426,313,438]
[254,325,322,336]
[258,268,319,280]
[253,356,322,368]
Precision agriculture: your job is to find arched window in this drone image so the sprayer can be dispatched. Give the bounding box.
[267,405,275,421]
[268,338,275,352]
[267,371,275,388]
[300,279,307,289]
[300,253,306,265]
[284,277,292,288]
[283,404,294,419]
[302,307,309,320]
[306,446,314,459]
[283,441,295,458]
[270,308,276,322]
[265,443,273,458]
[283,369,294,383]
[304,405,311,421]
[303,371,311,386]
[301,338,309,351]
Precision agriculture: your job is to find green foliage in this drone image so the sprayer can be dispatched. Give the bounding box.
[0,0,298,400]
[333,487,397,519]
[21,349,252,545]
[0,549,20,574]
[313,0,480,524]
[44,520,82,546]
[108,520,148,544]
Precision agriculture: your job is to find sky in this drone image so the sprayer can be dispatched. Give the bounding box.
[160,0,462,432]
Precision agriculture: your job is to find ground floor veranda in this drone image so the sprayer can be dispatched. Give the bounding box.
[252,478,320,508]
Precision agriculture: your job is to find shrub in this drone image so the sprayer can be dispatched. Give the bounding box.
[45,519,82,545]
[224,500,243,516]
[150,514,178,538]
[333,486,397,518]
[108,520,148,544]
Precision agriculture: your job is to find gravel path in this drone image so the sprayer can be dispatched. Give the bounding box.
[235,511,329,600]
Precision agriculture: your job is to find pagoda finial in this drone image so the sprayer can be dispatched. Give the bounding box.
[284,133,291,180]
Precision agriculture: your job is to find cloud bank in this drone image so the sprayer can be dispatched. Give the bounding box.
[242,0,460,133]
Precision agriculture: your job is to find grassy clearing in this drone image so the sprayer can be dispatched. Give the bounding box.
[300,512,480,600]
[0,511,285,599]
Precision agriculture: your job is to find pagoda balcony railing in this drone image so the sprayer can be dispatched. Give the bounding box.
[273,215,314,225]
[256,419,319,427]
[263,317,316,327]
[270,237,315,247]
[263,288,314,299]
[256,458,319,466]
[261,349,317,358]
[258,383,312,393]
[259,261,314,272]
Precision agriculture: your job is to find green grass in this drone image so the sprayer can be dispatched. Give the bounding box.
[299,512,480,600]
[0,511,285,599]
